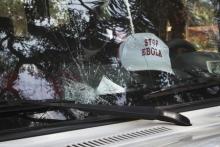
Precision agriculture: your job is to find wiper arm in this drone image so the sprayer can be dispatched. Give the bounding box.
[144,78,220,100]
[32,101,191,126]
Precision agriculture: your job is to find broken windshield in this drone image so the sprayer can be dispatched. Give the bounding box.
[0,0,220,108]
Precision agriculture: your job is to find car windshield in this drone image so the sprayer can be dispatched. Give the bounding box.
[0,0,220,131]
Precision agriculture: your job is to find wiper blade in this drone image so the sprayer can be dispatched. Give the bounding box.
[144,79,220,100]
[32,101,191,126]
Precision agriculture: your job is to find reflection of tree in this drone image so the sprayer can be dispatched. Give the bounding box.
[188,1,215,26]
[0,0,187,101]
[0,1,100,100]
[139,0,187,40]
[0,0,28,36]
[210,0,220,51]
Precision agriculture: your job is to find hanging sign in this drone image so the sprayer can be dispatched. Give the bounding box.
[119,33,174,74]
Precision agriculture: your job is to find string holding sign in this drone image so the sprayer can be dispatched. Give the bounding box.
[123,0,135,34]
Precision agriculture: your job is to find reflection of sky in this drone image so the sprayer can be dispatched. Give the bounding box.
[34,18,58,27]
[31,0,96,26]
[200,0,212,4]
[13,35,46,57]
[103,28,128,43]
[67,0,93,21]
[13,64,55,100]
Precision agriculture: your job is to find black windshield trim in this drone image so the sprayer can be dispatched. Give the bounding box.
[0,116,131,142]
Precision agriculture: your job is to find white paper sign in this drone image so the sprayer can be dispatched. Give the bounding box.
[119,33,174,74]
[96,76,126,95]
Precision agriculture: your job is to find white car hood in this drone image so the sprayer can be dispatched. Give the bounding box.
[1,106,220,147]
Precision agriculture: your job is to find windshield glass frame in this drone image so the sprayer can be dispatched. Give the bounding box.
[0,0,220,137]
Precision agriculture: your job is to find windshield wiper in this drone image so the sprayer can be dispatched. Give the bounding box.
[29,101,191,126]
[144,78,220,100]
